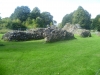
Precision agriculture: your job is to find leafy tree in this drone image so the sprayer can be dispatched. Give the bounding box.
[23,17,33,26]
[0,13,2,25]
[35,17,44,27]
[62,12,74,27]
[58,23,62,28]
[92,15,100,31]
[30,7,40,19]
[6,19,26,30]
[0,13,1,19]
[22,18,35,28]
[10,6,30,22]
[0,18,12,29]
[40,12,53,27]
[90,19,94,29]
[0,14,1,24]
[72,6,91,29]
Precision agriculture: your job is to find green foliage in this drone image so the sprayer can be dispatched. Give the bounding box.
[58,23,63,28]
[10,6,30,22]
[62,6,91,29]
[9,22,26,30]
[0,29,10,34]
[30,7,40,19]
[73,6,91,29]
[92,15,100,31]
[6,19,27,30]
[0,6,54,29]
[0,13,1,20]
[41,12,53,27]
[62,12,73,27]
[0,18,12,29]
[35,17,44,27]
[23,17,34,27]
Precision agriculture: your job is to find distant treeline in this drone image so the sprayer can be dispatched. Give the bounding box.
[0,6,100,31]
[0,6,56,30]
[60,6,100,31]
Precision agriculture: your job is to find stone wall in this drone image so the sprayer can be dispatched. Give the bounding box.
[2,28,44,41]
[43,28,75,42]
[62,23,91,37]
[2,27,75,42]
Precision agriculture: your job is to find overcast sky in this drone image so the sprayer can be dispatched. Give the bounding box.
[0,0,100,23]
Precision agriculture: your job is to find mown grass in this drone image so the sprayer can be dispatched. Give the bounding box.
[0,34,100,75]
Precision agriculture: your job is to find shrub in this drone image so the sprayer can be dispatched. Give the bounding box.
[80,30,91,37]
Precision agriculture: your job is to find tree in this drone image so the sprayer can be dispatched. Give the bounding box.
[72,6,91,29]
[58,23,62,28]
[0,14,1,24]
[92,15,100,31]
[10,6,30,22]
[0,13,1,20]
[62,12,74,27]
[35,17,44,27]
[40,12,53,27]
[5,19,26,30]
[30,7,40,19]
[0,18,12,29]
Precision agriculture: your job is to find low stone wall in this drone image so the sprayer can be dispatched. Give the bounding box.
[2,28,75,42]
[43,28,75,42]
[62,23,91,37]
[2,28,44,41]
[80,29,91,37]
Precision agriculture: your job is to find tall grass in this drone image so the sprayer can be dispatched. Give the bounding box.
[0,28,10,34]
[0,34,100,75]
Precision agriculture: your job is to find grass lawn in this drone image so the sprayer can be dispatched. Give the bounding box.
[0,34,100,75]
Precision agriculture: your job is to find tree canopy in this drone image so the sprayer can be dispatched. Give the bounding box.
[10,6,30,22]
[40,12,53,27]
[92,15,100,31]
[1,5,100,31]
[73,6,91,29]
[9,6,53,28]
[62,12,74,27]
[62,6,91,29]
[30,7,40,19]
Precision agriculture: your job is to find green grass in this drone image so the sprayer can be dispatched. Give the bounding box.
[0,34,100,75]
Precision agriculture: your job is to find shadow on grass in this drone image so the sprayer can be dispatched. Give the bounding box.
[0,64,6,75]
[0,40,48,52]
[0,44,5,46]
[0,38,77,52]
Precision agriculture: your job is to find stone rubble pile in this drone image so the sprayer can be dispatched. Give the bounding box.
[80,29,91,37]
[62,23,91,37]
[2,28,44,41]
[2,27,75,42]
[43,28,75,42]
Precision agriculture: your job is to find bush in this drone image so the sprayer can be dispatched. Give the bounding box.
[80,30,91,37]
[0,29,10,34]
[6,22,27,30]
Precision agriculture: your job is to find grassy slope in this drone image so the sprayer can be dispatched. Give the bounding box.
[0,34,100,75]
